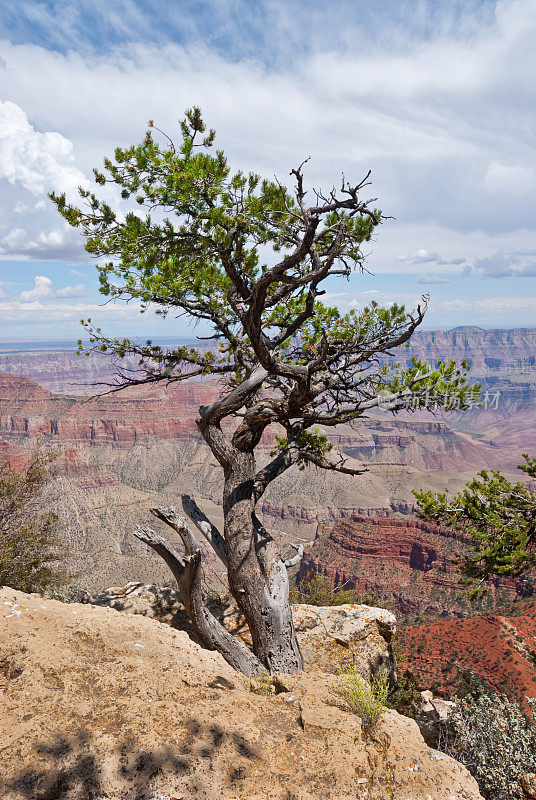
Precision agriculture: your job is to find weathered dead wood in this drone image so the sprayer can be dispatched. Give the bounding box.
[180,494,227,568]
[284,543,304,568]
[134,507,263,677]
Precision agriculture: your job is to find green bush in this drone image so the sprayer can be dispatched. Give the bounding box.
[334,667,389,731]
[387,669,421,718]
[290,573,391,609]
[0,449,67,593]
[439,688,536,798]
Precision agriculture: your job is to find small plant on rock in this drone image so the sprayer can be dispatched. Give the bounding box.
[335,667,389,731]
[290,574,355,606]
[245,670,273,696]
[290,574,392,610]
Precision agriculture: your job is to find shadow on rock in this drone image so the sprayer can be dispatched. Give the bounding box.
[2,719,260,800]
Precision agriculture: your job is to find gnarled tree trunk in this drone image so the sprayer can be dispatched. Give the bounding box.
[134,508,265,677]
[133,452,303,676]
[222,453,303,673]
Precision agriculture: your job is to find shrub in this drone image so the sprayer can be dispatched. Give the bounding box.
[290,574,356,606]
[387,670,421,718]
[335,667,389,730]
[290,574,392,610]
[0,449,66,593]
[439,688,536,798]
[245,670,273,696]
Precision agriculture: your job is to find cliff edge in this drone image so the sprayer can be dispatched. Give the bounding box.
[0,587,482,799]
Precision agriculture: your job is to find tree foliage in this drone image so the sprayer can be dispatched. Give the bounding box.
[51,107,472,436]
[414,455,536,597]
[0,450,65,593]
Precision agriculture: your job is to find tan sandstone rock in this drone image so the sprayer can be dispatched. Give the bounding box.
[86,588,398,684]
[0,587,483,800]
[292,602,397,681]
[87,581,188,626]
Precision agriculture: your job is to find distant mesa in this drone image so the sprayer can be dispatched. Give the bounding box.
[448,325,485,332]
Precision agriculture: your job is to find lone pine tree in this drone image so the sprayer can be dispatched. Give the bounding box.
[52,108,473,675]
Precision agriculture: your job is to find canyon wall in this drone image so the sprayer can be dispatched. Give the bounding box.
[0,324,533,593]
[0,366,510,592]
[1,326,535,406]
[298,516,531,617]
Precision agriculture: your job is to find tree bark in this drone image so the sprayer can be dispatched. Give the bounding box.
[134,510,264,677]
[222,453,303,674]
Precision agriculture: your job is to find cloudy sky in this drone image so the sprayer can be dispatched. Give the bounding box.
[0,0,535,342]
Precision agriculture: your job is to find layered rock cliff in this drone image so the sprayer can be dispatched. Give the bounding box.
[0,362,528,593]
[1,327,535,409]
[298,516,530,616]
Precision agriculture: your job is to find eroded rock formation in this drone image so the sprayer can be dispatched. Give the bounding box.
[299,516,529,616]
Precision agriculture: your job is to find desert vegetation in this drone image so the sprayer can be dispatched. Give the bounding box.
[414,454,536,597]
[0,449,66,594]
[438,672,536,799]
[334,667,390,731]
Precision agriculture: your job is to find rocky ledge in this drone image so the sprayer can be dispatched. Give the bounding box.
[0,586,483,799]
[86,582,398,684]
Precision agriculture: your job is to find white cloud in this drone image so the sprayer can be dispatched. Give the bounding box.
[436,257,466,266]
[416,274,451,285]
[398,249,441,264]
[0,216,84,260]
[0,0,533,243]
[438,297,536,314]
[484,162,536,195]
[471,250,536,278]
[0,99,90,259]
[55,283,86,298]
[19,274,52,301]
[18,275,88,301]
[375,222,536,276]
[0,228,28,251]
[0,99,88,198]
[0,0,533,333]
[0,298,143,321]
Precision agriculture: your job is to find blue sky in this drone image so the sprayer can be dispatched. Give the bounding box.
[0,0,535,341]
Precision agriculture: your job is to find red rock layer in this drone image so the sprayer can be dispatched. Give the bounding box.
[0,439,29,471]
[299,516,526,616]
[397,604,536,708]
[0,372,218,445]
